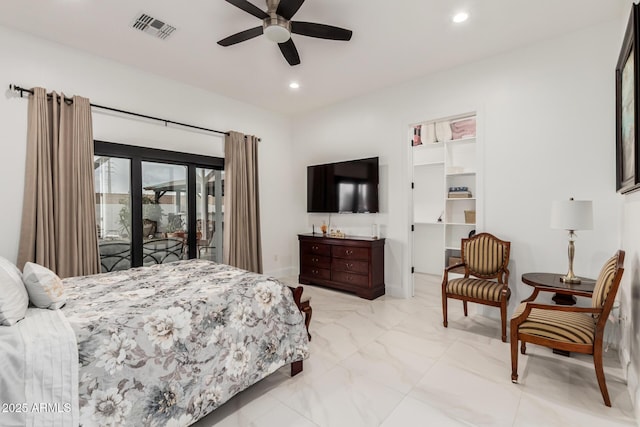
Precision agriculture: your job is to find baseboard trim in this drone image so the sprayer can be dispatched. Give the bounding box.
[385,283,405,298]
[626,360,640,426]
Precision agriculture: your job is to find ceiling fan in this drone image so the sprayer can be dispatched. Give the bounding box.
[217,0,353,66]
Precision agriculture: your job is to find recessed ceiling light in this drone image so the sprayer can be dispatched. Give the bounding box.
[289,82,300,89]
[452,12,469,23]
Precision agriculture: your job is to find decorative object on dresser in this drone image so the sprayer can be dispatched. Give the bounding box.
[441,232,511,342]
[298,233,385,300]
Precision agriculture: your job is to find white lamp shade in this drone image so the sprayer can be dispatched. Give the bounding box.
[550,199,593,231]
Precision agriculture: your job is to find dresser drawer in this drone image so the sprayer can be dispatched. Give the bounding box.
[301,254,331,269]
[301,241,331,256]
[332,270,369,287]
[298,234,385,300]
[331,259,369,274]
[301,265,331,280]
[331,246,369,261]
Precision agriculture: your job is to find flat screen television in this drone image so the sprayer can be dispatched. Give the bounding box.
[307,157,379,213]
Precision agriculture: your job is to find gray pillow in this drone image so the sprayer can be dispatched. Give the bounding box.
[0,257,29,325]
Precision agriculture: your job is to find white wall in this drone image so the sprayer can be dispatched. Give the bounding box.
[621,194,640,422]
[293,19,622,299]
[0,25,296,277]
[618,2,640,420]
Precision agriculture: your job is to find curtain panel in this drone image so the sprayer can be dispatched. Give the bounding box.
[223,131,263,273]
[17,88,100,278]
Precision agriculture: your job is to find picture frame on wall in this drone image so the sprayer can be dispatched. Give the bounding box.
[616,4,640,194]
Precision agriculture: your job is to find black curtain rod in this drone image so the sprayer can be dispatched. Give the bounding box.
[9,84,230,137]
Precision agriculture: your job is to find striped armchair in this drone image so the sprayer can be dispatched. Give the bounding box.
[510,250,625,407]
[441,232,511,342]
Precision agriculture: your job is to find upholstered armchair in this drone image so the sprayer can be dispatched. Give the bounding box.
[510,250,625,407]
[441,232,511,342]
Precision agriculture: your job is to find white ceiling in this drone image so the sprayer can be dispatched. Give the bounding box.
[0,0,626,115]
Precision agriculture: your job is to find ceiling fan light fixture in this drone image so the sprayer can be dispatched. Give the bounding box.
[264,25,291,42]
[263,16,291,43]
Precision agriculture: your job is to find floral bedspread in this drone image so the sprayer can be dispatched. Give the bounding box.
[62,260,309,427]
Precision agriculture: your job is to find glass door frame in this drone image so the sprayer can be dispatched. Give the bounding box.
[95,141,224,268]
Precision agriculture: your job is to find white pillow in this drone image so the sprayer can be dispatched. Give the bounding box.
[22,262,67,309]
[0,257,29,325]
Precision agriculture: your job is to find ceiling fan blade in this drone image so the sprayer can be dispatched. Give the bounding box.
[217,26,264,46]
[276,0,306,20]
[278,39,301,66]
[291,21,352,41]
[225,0,269,19]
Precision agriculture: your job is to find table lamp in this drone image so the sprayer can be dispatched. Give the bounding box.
[550,198,593,283]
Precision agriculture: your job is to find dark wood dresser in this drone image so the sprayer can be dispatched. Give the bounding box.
[298,233,385,300]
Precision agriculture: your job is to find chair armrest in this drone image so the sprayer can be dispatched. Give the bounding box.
[444,263,465,273]
[512,301,602,327]
[524,303,601,314]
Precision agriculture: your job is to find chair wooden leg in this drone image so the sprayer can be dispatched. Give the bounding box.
[302,304,312,341]
[510,325,519,383]
[593,344,612,407]
[463,300,468,317]
[520,341,526,355]
[500,300,507,342]
[442,293,448,328]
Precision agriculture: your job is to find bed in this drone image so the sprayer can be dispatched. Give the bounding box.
[0,259,309,427]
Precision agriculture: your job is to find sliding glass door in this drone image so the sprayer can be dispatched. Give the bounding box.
[195,168,224,262]
[141,161,189,265]
[94,142,224,272]
[94,156,132,272]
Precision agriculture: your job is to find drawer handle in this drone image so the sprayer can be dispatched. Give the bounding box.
[312,257,318,262]
[312,269,319,275]
[346,249,353,256]
[312,245,319,250]
[346,263,353,269]
[347,275,353,281]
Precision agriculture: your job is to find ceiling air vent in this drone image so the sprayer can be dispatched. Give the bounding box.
[132,13,176,40]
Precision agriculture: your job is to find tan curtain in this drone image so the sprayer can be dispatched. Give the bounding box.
[17,87,100,278]
[223,131,262,273]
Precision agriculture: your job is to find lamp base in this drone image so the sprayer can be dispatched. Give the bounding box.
[560,274,581,284]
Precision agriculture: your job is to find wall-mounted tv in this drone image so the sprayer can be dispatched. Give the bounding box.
[307,157,379,213]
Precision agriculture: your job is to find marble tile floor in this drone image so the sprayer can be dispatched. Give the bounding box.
[193,273,636,427]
